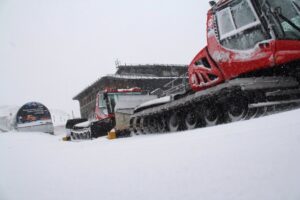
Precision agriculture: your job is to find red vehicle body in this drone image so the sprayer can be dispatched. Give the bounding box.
[189,0,300,91]
[70,87,149,139]
[130,0,300,133]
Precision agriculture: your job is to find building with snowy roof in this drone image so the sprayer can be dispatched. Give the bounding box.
[73,64,188,118]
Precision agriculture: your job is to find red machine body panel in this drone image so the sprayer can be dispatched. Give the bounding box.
[188,48,225,91]
[274,40,300,65]
[189,1,300,92]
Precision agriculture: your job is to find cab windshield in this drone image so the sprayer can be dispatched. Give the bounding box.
[98,92,142,114]
[260,0,300,39]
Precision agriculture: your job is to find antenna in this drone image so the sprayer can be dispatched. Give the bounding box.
[115,59,121,67]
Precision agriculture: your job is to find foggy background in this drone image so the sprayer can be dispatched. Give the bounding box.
[0,0,210,117]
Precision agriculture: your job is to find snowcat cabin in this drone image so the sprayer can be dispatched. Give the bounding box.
[189,0,300,92]
[258,0,300,66]
[95,92,112,120]
[95,88,143,120]
[129,0,300,135]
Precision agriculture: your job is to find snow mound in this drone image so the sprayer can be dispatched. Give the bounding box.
[0,105,19,117]
[0,105,19,132]
[0,109,300,200]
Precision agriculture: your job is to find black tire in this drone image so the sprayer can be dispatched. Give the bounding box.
[156,116,167,133]
[225,97,248,123]
[203,102,220,127]
[148,117,158,133]
[167,112,180,132]
[142,117,151,134]
[184,109,197,130]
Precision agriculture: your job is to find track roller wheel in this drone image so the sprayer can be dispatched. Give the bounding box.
[135,117,142,134]
[139,117,145,133]
[149,116,158,133]
[131,117,140,135]
[156,116,167,133]
[225,98,248,122]
[244,108,258,120]
[71,132,77,140]
[184,109,197,130]
[266,105,276,115]
[203,103,220,127]
[167,112,180,132]
[142,117,150,134]
[254,107,267,118]
[129,117,135,134]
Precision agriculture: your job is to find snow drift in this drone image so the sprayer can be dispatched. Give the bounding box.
[0,109,300,200]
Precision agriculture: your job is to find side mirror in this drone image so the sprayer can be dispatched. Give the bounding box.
[209,0,216,7]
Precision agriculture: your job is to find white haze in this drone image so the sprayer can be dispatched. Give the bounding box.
[0,0,210,116]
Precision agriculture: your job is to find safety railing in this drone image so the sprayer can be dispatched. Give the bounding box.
[151,73,189,97]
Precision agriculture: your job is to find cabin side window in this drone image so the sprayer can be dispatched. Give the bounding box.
[216,0,268,50]
[98,94,108,115]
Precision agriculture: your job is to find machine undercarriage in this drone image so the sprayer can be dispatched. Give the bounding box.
[128,0,300,135]
[130,62,300,134]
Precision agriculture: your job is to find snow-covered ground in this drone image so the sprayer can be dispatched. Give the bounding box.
[1,109,300,200]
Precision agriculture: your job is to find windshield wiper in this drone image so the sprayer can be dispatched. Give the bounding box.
[292,1,300,14]
[273,7,300,34]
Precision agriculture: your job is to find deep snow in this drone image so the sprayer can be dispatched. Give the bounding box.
[0,109,300,200]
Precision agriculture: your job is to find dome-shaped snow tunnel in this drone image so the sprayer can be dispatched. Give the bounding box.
[16,102,54,134]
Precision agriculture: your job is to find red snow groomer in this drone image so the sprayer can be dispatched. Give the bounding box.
[70,88,155,140]
[130,0,300,133]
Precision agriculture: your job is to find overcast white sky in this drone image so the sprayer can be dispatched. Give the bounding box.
[0,0,210,116]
